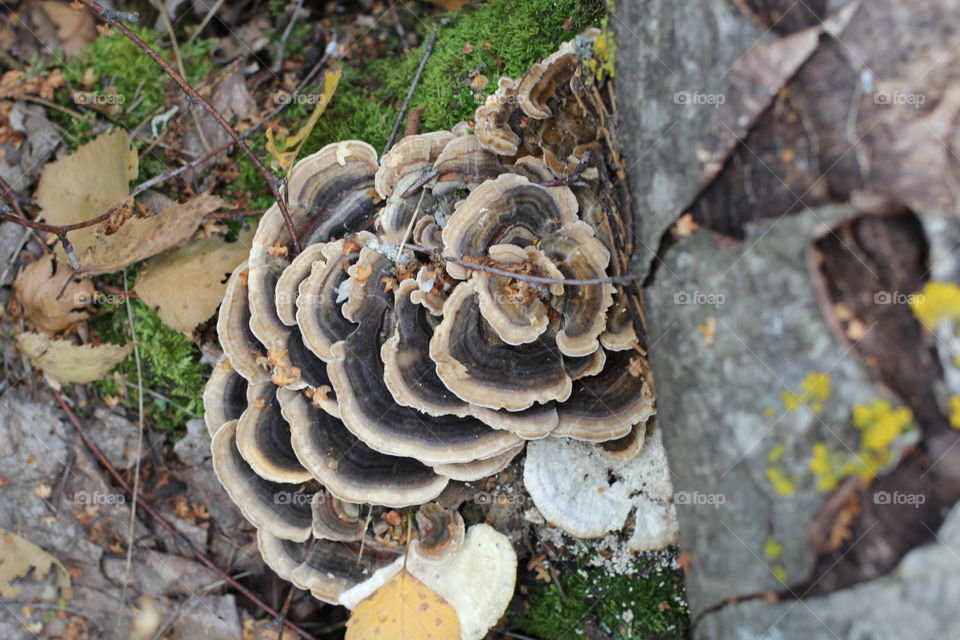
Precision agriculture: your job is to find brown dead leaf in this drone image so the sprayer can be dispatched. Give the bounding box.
[13,254,94,333]
[79,193,225,275]
[16,331,131,384]
[36,129,137,266]
[0,68,66,100]
[134,227,254,332]
[40,1,97,55]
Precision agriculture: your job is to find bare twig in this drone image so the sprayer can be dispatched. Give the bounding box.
[382,31,436,155]
[273,0,306,74]
[275,539,313,640]
[0,175,47,254]
[118,269,145,621]
[403,243,641,286]
[397,190,426,264]
[185,0,227,46]
[208,208,268,219]
[53,391,320,640]
[75,0,302,255]
[157,0,213,153]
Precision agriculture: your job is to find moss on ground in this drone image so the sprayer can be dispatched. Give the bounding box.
[303,0,607,152]
[516,553,690,640]
[92,295,210,435]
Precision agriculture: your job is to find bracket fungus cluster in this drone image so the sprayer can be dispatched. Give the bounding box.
[204,30,669,638]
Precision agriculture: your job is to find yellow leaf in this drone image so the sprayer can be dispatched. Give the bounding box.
[266,66,342,172]
[16,331,131,384]
[134,227,254,332]
[346,568,460,640]
[0,527,71,597]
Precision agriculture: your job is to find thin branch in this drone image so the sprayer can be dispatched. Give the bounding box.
[75,0,302,255]
[272,0,305,74]
[208,208,267,220]
[53,391,320,640]
[403,243,641,286]
[0,174,48,254]
[185,0,226,46]
[382,31,436,155]
[118,269,145,621]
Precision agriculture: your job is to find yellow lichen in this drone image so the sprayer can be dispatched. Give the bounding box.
[950,396,960,430]
[809,400,914,492]
[809,442,845,492]
[766,466,797,496]
[768,444,785,463]
[910,281,960,330]
[853,399,914,452]
[764,537,783,561]
[782,371,831,413]
[589,28,616,81]
[772,565,788,582]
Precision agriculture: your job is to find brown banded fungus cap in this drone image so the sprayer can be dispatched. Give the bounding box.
[203,29,658,630]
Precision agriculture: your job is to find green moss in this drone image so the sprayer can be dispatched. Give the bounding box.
[92,296,209,434]
[303,0,607,153]
[515,554,689,640]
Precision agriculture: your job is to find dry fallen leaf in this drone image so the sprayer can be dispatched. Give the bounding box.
[346,568,461,640]
[40,1,97,55]
[0,527,71,597]
[78,192,225,275]
[16,331,131,384]
[36,129,137,266]
[135,228,254,332]
[13,254,94,333]
[266,66,342,172]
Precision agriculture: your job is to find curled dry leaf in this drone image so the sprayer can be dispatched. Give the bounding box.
[346,568,460,640]
[135,227,255,333]
[79,193,225,275]
[0,527,71,597]
[13,254,94,334]
[16,331,131,384]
